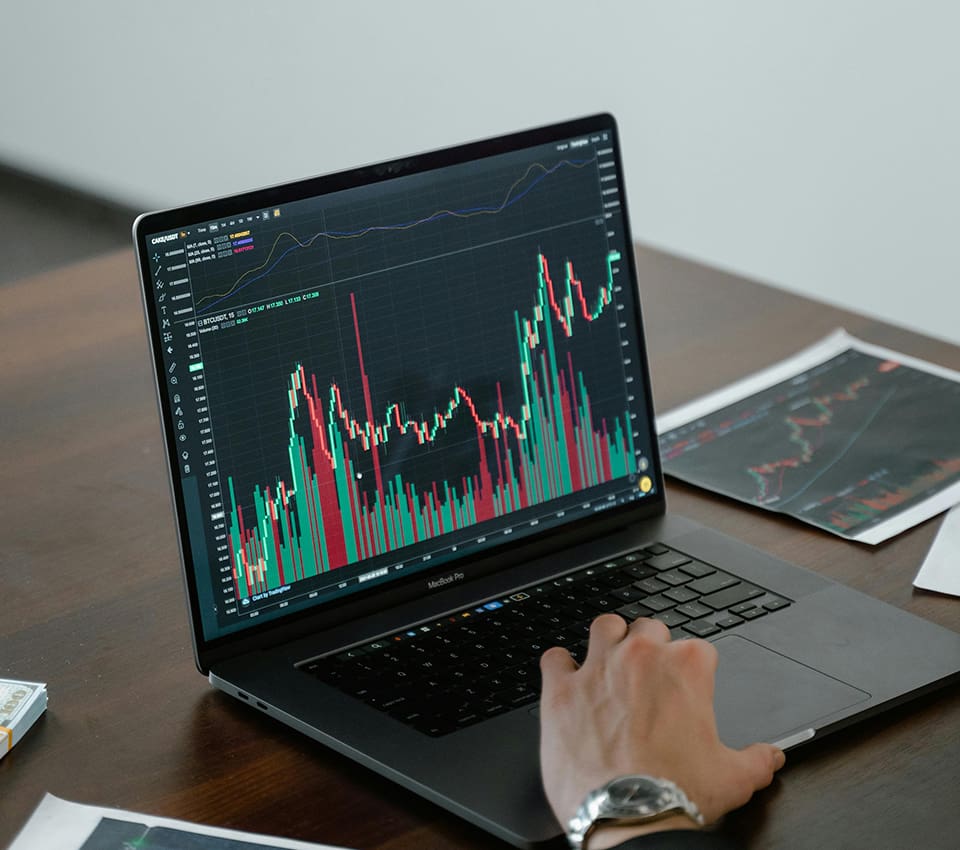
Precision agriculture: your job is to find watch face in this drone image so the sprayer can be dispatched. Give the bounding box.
[607,776,672,815]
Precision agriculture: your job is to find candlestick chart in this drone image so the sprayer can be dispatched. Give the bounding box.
[171,132,653,626]
[659,349,960,539]
[223,248,638,599]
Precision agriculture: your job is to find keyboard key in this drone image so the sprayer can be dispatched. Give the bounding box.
[488,631,520,648]
[497,648,526,667]
[675,601,712,619]
[553,589,581,605]
[547,631,577,647]
[343,644,377,657]
[678,560,715,578]
[653,609,690,628]
[729,601,760,615]
[612,585,648,603]
[640,594,676,613]
[417,718,458,737]
[506,661,539,683]
[624,564,656,580]
[598,571,633,589]
[566,618,594,637]
[664,586,700,604]
[307,662,343,684]
[554,601,586,620]
[455,710,482,728]
[541,609,570,629]
[459,683,488,703]
[506,685,538,707]
[381,694,415,713]
[644,543,670,555]
[420,633,454,649]
[339,676,379,699]
[683,619,721,638]
[623,550,651,562]
[482,675,512,692]
[715,614,744,629]
[688,572,739,595]
[658,568,694,587]
[739,607,767,620]
[568,567,596,584]
[482,700,509,718]
[617,602,654,622]
[390,701,433,725]
[634,577,669,594]
[701,583,764,611]
[763,597,791,612]
[647,552,693,571]
[531,599,564,616]
[439,649,471,665]
[473,661,496,679]
[446,668,470,686]
[586,596,619,613]
[355,687,396,709]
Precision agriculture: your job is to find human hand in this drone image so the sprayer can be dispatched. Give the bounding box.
[539,615,785,848]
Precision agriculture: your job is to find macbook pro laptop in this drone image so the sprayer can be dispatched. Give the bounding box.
[133,113,960,847]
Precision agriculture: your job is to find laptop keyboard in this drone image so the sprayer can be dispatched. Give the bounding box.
[300,543,791,736]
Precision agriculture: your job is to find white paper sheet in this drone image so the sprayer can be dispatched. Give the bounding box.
[657,329,960,545]
[914,504,960,596]
[8,794,348,850]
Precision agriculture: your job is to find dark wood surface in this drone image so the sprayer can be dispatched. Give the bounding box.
[2,246,958,848]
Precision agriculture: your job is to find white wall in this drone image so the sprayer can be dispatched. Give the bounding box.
[2,1,958,345]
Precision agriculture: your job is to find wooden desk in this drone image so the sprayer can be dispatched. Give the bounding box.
[2,247,959,848]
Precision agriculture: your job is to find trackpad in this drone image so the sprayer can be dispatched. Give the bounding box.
[713,635,871,749]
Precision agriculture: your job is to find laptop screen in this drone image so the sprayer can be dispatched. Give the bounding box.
[135,115,661,644]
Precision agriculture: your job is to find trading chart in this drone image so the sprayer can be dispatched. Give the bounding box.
[659,341,960,542]
[142,122,656,635]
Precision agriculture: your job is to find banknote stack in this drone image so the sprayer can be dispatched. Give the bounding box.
[0,678,47,759]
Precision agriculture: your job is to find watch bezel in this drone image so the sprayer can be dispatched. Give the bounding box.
[566,774,704,850]
[603,774,680,819]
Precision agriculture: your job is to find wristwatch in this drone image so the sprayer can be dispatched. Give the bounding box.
[565,774,705,850]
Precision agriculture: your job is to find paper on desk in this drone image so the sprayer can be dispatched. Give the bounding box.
[8,794,350,850]
[656,329,960,545]
[914,504,960,596]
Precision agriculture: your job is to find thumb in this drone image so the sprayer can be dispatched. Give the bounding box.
[696,743,785,823]
[736,742,786,792]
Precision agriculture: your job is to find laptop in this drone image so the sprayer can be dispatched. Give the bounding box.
[133,113,960,848]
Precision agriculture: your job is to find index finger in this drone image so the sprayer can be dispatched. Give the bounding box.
[583,613,630,663]
[540,644,578,678]
[627,616,671,643]
[539,645,578,705]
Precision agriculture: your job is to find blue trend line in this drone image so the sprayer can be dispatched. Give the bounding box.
[196,157,594,314]
[775,386,897,509]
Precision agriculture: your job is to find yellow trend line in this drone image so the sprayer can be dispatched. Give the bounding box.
[195,158,593,307]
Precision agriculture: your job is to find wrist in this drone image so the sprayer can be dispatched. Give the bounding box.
[585,814,703,850]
